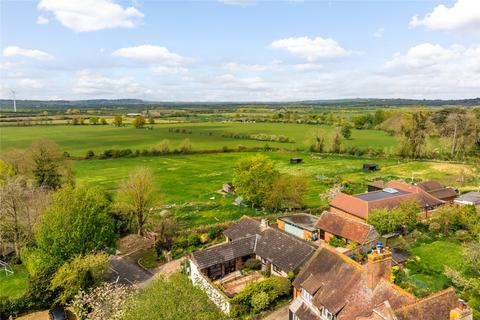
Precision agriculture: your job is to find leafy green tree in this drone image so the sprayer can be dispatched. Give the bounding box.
[27,140,73,189]
[100,118,108,125]
[233,154,279,207]
[399,111,429,158]
[179,138,192,153]
[148,117,155,124]
[367,207,403,235]
[264,174,309,211]
[132,116,146,129]
[398,200,421,231]
[121,273,227,320]
[51,253,110,304]
[341,123,353,139]
[34,185,116,264]
[0,159,15,183]
[89,117,99,125]
[113,116,123,127]
[116,167,156,235]
[331,132,342,153]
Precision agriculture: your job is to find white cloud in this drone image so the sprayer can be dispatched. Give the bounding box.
[293,63,323,71]
[17,78,44,89]
[384,43,461,69]
[3,46,53,60]
[222,62,272,72]
[73,70,150,96]
[212,74,267,90]
[36,15,49,24]
[271,36,349,61]
[410,0,480,33]
[152,66,189,75]
[38,0,144,32]
[112,45,189,65]
[218,0,256,6]
[373,27,384,38]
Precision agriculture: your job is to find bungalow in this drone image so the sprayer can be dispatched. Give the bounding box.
[277,213,319,241]
[289,244,468,320]
[316,211,378,247]
[190,217,316,280]
[330,181,444,222]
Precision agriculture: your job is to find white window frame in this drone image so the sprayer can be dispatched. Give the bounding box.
[302,288,312,305]
[321,307,334,320]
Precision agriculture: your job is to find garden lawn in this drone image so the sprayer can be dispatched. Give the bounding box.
[0,264,29,299]
[0,122,398,157]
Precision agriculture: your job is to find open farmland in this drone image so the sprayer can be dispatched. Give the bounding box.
[0,122,398,156]
[73,151,477,228]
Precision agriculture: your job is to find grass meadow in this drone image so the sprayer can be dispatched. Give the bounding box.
[0,122,398,156]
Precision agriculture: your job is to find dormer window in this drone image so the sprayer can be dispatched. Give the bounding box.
[321,307,334,320]
[302,288,312,305]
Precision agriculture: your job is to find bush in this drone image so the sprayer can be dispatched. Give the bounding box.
[328,235,346,248]
[187,233,201,247]
[244,258,262,271]
[251,291,270,312]
[207,226,222,240]
[0,295,33,320]
[85,150,95,159]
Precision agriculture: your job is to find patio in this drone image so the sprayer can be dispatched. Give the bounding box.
[217,271,264,297]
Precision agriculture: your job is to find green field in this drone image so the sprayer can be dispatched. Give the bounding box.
[0,264,29,299]
[0,122,398,156]
[73,152,476,227]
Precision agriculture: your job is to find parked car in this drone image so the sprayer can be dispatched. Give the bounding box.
[49,305,67,320]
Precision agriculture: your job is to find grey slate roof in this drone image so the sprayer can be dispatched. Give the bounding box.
[193,216,316,273]
[191,235,256,269]
[255,228,315,272]
[223,217,261,241]
[278,213,319,231]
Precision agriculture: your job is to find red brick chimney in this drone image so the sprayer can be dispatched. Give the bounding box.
[366,242,392,290]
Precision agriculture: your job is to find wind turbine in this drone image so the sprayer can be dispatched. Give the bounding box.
[9,89,16,112]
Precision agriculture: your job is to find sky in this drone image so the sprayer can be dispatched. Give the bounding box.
[0,0,479,101]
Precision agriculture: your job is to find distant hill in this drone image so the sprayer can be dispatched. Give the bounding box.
[0,98,479,109]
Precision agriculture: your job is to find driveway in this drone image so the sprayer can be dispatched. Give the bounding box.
[262,303,290,320]
[108,256,153,285]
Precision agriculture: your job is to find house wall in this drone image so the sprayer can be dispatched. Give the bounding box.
[284,223,306,239]
[277,219,286,230]
[303,229,314,240]
[189,260,231,314]
[330,207,366,222]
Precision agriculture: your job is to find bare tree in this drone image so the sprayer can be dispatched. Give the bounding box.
[116,167,156,236]
[0,176,49,256]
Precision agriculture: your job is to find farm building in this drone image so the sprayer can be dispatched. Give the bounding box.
[277,213,319,241]
[363,163,380,171]
[290,158,303,164]
[367,180,385,192]
[330,181,445,222]
[415,180,457,202]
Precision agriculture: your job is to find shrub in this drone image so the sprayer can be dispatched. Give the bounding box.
[85,150,95,159]
[0,295,33,319]
[328,235,346,248]
[244,258,262,271]
[207,226,222,240]
[187,233,201,247]
[251,291,270,312]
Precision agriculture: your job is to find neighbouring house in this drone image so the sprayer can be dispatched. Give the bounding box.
[416,180,458,202]
[363,163,380,171]
[329,181,444,222]
[222,182,235,193]
[289,244,465,320]
[316,211,379,247]
[277,213,319,241]
[454,191,480,207]
[290,158,303,164]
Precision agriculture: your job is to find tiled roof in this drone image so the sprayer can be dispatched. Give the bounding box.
[394,288,458,320]
[255,228,315,272]
[190,235,256,269]
[223,216,261,241]
[368,180,385,189]
[330,181,444,219]
[292,247,415,320]
[416,180,457,201]
[316,211,379,244]
[194,216,315,273]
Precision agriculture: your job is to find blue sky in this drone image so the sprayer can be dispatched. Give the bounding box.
[1,0,479,101]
